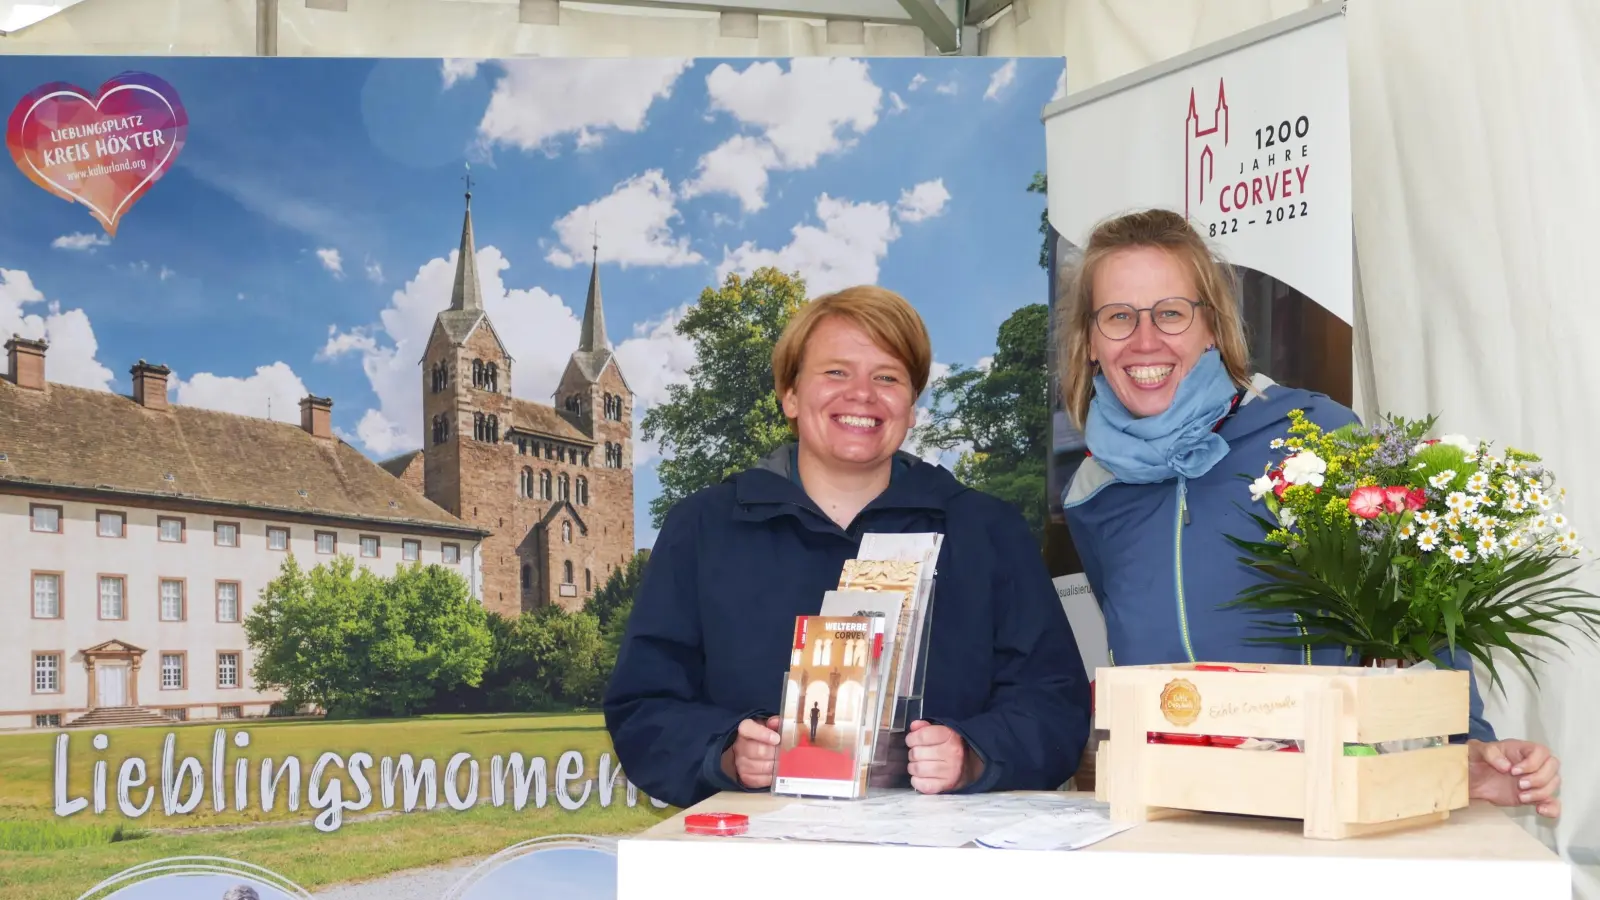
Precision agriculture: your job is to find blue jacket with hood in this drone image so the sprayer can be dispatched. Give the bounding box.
[603,443,1093,810]
[1061,374,1496,743]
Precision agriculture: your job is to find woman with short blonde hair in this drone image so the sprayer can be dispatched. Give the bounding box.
[606,283,1091,809]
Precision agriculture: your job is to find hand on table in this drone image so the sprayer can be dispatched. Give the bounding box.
[1467,738,1561,818]
[906,720,983,794]
[721,716,781,789]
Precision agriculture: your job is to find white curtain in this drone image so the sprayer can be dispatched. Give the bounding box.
[1347,3,1600,895]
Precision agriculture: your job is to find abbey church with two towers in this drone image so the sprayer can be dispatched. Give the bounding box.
[382,185,635,616]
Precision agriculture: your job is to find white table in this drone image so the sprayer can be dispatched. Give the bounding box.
[617,790,1570,899]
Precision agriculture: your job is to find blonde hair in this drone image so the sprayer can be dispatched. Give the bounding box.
[1057,208,1251,428]
[772,285,933,426]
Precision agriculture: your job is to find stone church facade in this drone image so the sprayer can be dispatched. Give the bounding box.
[381,188,635,616]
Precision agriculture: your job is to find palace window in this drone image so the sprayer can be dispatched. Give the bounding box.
[160,579,185,621]
[215,522,239,547]
[268,527,289,551]
[443,544,460,564]
[159,517,184,542]
[217,582,240,623]
[34,654,60,692]
[30,504,61,533]
[431,361,450,393]
[563,561,574,585]
[473,413,500,442]
[161,654,185,690]
[585,569,592,592]
[520,467,535,498]
[432,414,451,445]
[559,473,570,502]
[98,576,124,619]
[576,476,589,506]
[361,535,380,558]
[540,470,552,500]
[521,564,531,590]
[315,531,336,555]
[97,510,124,538]
[403,539,420,561]
[32,573,60,618]
[218,653,239,689]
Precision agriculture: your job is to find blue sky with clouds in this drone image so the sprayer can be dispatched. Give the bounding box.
[0,55,1064,547]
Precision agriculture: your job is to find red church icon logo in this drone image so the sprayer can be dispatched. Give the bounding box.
[1185,78,1228,218]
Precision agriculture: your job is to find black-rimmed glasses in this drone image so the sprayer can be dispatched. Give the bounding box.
[1092,298,1207,341]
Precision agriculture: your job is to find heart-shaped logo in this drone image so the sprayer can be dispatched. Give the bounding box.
[6,71,187,238]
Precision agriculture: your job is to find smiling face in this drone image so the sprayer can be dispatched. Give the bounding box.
[781,314,918,472]
[1088,245,1216,418]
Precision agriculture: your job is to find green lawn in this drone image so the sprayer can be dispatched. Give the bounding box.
[0,712,676,900]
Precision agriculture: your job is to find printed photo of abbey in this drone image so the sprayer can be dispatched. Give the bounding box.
[0,53,1064,897]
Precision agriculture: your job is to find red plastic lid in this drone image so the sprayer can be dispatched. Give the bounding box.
[685,812,748,836]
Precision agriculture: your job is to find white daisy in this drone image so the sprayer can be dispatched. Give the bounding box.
[1467,472,1490,492]
[1430,470,1458,489]
[1270,438,1286,449]
[1447,544,1472,563]
[1415,511,1439,528]
[1416,529,1440,552]
[1445,510,1464,528]
[1503,532,1526,551]
[1399,523,1416,540]
[1538,494,1553,510]
[1446,492,1472,513]
[1476,533,1498,555]
[1553,514,1568,530]
[1531,514,1550,531]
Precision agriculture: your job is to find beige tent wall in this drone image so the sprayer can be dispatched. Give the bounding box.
[3,0,1594,894]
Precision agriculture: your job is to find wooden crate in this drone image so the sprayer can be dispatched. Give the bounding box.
[1093,661,1470,839]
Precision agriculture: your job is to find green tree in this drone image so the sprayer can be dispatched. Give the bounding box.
[641,267,809,527]
[584,549,650,629]
[916,303,1052,542]
[1029,171,1050,270]
[243,555,492,717]
[472,606,605,711]
[601,598,633,676]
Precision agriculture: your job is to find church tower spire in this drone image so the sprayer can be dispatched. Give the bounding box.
[449,170,483,312]
[579,225,608,352]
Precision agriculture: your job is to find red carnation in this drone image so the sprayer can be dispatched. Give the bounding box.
[1269,469,1288,499]
[1349,486,1386,519]
[1405,488,1427,511]
[1382,486,1411,513]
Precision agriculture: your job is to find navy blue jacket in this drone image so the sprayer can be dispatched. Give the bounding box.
[1062,374,1495,742]
[604,444,1093,809]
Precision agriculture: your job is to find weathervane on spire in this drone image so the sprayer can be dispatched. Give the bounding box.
[591,220,599,263]
[463,162,474,204]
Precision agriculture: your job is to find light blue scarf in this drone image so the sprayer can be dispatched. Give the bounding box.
[1084,348,1239,484]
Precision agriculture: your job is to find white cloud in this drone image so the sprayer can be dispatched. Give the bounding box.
[935,81,958,96]
[985,60,1017,101]
[908,73,927,91]
[889,92,907,114]
[170,362,310,425]
[717,193,899,299]
[612,306,697,466]
[365,260,384,283]
[316,248,344,277]
[682,58,883,212]
[441,59,481,89]
[52,232,109,251]
[324,242,697,462]
[0,268,114,391]
[1052,67,1066,102]
[894,179,950,223]
[476,58,691,155]
[159,266,175,281]
[546,170,702,269]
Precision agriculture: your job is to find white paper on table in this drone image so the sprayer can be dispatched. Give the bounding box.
[857,532,942,562]
[973,806,1136,851]
[735,792,1127,848]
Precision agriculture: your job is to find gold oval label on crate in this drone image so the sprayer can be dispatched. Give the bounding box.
[1159,678,1202,726]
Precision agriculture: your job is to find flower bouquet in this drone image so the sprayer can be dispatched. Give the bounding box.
[1225,409,1600,689]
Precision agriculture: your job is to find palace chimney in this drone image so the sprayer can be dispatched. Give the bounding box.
[5,334,47,391]
[300,395,333,439]
[130,359,171,409]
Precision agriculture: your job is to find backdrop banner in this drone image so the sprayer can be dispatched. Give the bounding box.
[1038,3,1354,670]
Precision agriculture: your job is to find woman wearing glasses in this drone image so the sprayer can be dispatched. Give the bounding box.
[1057,208,1562,818]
